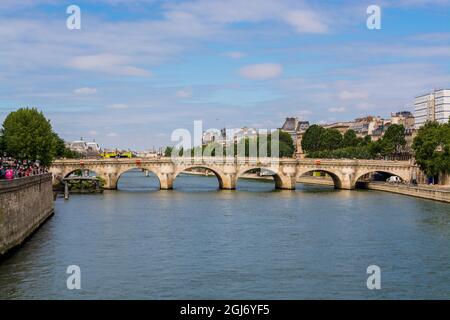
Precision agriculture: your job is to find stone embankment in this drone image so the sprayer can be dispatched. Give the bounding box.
[0,174,54,255]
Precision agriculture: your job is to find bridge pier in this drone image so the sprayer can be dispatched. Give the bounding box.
[159,173,174,190]
[274,175,296,190]
[219,173,237,190]
[103,173,119,190]
[339,180,356,190]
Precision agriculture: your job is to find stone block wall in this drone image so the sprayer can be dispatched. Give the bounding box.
[0,174,54,255]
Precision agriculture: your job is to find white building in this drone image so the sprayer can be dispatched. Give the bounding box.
[69,140,87,154]
[414,89,450,129]
[69,139,101,156]
[202,127,260,145]
[86,141,100,154]
[231,127,258,143]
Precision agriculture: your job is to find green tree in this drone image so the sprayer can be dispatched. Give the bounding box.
[164,146,173,157]
[367,139,382,158]
[321,128,343,150]
[382,124,406,155]
[412,121,450,177]
[0,131,4,156]
[2,108,56,166]
[359,135,372,147]
[53,132,67,158]
[302,126,344,153]
[277,130,295,158]
[301,125,327,153]
[342,129,359,148]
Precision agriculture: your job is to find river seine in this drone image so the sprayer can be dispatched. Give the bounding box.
[0,170,449,299]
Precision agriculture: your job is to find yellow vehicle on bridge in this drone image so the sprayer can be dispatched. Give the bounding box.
[100,151,134,159]
[100,151,117,159]
[118,151,134,158]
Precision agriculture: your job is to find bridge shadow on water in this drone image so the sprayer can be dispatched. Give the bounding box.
[117,171,339,196]
[173,174,339,194]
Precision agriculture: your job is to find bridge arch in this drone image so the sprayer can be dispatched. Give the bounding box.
[116,167,163,190]
[63,168,99,178]
[354,169,410,186]
[50,165,102,187]
[60,166,118,189]
[173,165,229,189]
[236,166,294,190]
[296,168,343,189]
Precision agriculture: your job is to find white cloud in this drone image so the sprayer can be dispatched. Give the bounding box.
[68,54,151,77]
[108,104,129,109]
[328,106,347,113]
[169,0,330,34]
[239,63,283,80]
[106,132,118,137]
[224,51,246,59]
[284,10,329,34]
[338,90,369,100]
[88,130,98,136]
[74,87,97,95]
[170,0,285,24]
[176,88,193,99]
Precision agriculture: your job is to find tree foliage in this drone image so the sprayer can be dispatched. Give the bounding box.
[277,130,295,158]
[322,128,343,150]
[0,132,5,155]
[164,146,173,157]
[382,124,406,155]
[2,108,56,166]
[302,126,343,152]
[231,130,294,158]
[301,125,327,153]
[342,129,359,148]
[303,123,406,160]
[412,121,450,177]
[164,129,296,159]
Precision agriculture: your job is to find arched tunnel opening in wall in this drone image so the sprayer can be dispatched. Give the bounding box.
[53,168,102,193]
[236,168,280,192]
[117,168,161,192]
[354,171,404,189]
[173,166,224,191]
[296,170,341,190]
[64,168,99,179]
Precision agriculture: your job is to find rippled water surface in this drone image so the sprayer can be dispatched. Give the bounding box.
[0,171,449,299]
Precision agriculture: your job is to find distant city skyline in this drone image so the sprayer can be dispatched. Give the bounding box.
[0,0,449,149]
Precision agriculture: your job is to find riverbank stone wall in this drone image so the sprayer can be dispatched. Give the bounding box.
[0,174,54,255]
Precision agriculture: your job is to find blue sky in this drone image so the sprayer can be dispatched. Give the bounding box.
[0,0,449,149]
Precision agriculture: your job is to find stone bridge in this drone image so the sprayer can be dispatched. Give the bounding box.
[49,157,416,190]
